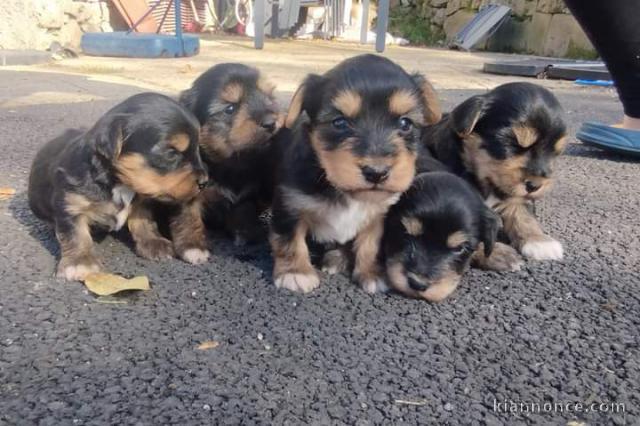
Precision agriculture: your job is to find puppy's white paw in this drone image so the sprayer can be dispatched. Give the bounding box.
[275,272,320,293]
[521,237,563,261]
[359,277,389,295]
[57,263,100,282]
[181,248,210,265]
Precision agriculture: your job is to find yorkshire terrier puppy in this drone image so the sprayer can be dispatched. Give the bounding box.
[270,54,442,294]
[180,63,283,244]
[422,82,567,261]
[384,171,523,302]
[28,93,208,280]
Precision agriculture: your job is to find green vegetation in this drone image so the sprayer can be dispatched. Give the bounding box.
[565,41,599,60]
[387,7,445,46]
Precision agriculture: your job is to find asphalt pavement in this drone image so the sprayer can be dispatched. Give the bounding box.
[0,70,638,426]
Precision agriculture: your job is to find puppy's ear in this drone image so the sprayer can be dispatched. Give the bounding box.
[93,114,128,161]
[450,95,486,137]
[480,207,501,257]
[285,74,325,128]
[411,73,442,125]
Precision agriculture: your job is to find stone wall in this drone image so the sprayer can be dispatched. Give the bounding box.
[0,0,113,50]
[410,0,595,57]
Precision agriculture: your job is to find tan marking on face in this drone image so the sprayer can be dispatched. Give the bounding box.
[388,90,418,116]
[257,76,276,96]
[554,136,568,154]
[221,83,243,103]
[228,104,261,151]
[115,153,199,201]
[385,258,461,302]
[401,216,423,236]
[446,231,468,249]
[418,77,442,125]
[270,220,315,278]
[199,124,231,159]
[512,125,538,148]
[311,132,417,194]
[169,133,190,152]
[332,90,362,118]
[462,134,547,198]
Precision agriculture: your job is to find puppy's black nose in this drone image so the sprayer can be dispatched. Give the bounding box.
[361,165,390,184]
[261,116,277,132]
[525,180,541,193]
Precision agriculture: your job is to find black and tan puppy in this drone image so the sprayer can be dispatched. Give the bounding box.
[28,93,208,281]
[179,63,283,244]
[422,82,567,261]
[270,54,442,294]
[384,172,525,302]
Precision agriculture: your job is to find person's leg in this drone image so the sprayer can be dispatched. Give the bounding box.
[564,0,640,126]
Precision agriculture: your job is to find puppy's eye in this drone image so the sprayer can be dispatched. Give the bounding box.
[224,104,237,115]
[398,117,413,132]
[332,116,349,130]
[453,243,472,256]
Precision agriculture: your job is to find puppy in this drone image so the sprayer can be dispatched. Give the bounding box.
[179,63,283,244]
[28,93,208,281]
[422,82,568,261]
[270,54,442,294]
[384,171,510,302]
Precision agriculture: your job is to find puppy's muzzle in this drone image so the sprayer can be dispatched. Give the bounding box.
[260,115,278,133]
[360,165,390,184]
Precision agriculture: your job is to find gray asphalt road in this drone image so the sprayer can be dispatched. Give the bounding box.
[0,70,638,426]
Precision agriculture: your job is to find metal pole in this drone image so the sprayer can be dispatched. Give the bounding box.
[375,0,388,53]
[359,0,369,44]
[175,0,186,55]
[254,0,265,49]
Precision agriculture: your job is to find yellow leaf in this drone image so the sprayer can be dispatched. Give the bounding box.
[197,341,220,351]
[83,272,150,296]
[0,187,15,200]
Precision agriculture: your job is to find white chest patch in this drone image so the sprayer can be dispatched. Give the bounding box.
[111,185,135,231]
[283,188,399,244]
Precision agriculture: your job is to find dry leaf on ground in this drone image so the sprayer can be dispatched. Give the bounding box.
[0,187,16,200]
[197,341,220,351]
[83,273,150,296]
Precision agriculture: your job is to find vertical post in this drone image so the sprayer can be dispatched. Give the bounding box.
[359,0,369,44]
[375,0,388,53]
[175,0,185,55]
[254,0,265,49]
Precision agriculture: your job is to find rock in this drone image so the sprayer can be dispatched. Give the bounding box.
[66,2,92,23]
[430,0,447,7]
[526,11,552,53]
[537,0,567,14]
[445,0,470,17]
[511,0,536,17]
[443,9,475,40]
[432,7,446,26]
[34,0,65,29]
[57,19,83,48]
[543,13,592,57]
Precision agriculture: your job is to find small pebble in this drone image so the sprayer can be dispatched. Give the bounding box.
[444,403,454,411]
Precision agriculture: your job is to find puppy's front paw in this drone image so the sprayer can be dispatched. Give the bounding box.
[180,248,210,265]
[136,237,175,260]
[321,249,349,275]
[478,242,524,271]
[57,261,100,282]
[521,236,563,261]
[274,272,320,293]
[358,277,389,294]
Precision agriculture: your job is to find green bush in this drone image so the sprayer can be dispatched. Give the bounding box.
[387,7,444,46]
